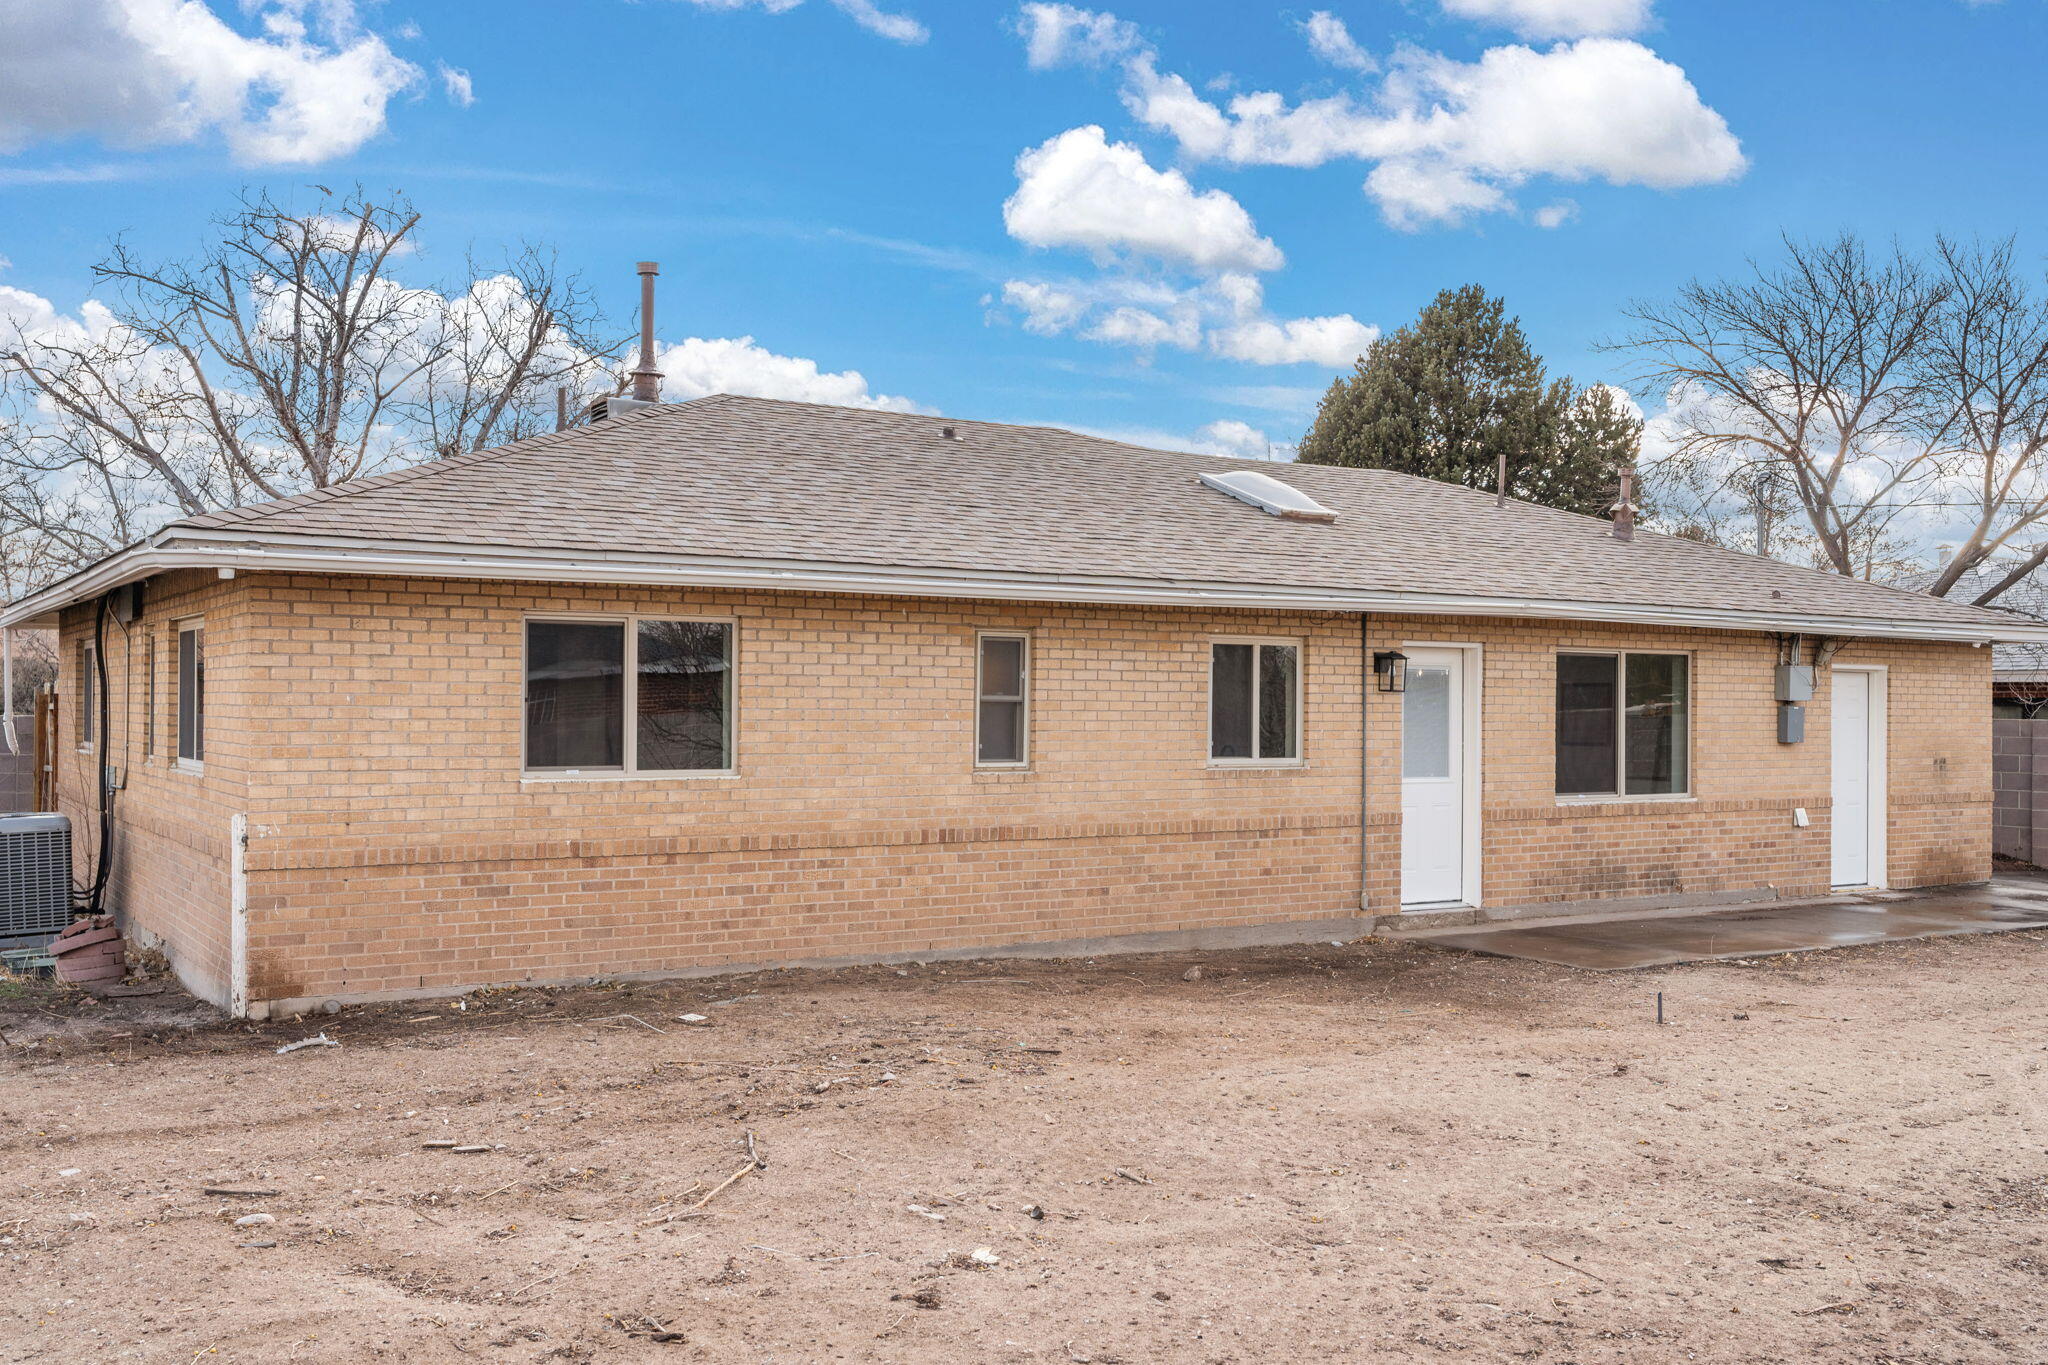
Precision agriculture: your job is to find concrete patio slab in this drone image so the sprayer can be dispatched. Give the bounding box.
[1403,876,2048,970]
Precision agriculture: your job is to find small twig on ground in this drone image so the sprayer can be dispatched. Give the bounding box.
[507,1268,563,1299]
[479,1181,520,1200]
[1793,1300,1860,1316]
[1533,1251,1606,1282]
[689,1163,758,1211]
[1114,1168,1154,1186]
[745,1129,765,1169]
[587,1014,667,1035]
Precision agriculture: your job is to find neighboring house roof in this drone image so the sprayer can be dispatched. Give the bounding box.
[1896,564,2048,677]
[8,394,2048,644]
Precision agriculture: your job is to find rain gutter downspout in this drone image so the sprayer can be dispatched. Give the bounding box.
[2,628,16,756]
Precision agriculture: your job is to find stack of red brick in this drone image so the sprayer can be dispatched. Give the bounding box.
[51,916,126,989]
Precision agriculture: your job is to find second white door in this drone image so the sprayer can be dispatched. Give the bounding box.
[1831,669,1878,887]
[1401,649,1466,906]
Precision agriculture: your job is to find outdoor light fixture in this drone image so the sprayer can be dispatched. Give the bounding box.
[1374,650,1409,693]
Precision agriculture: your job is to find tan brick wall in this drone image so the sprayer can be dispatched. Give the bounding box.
[55,569,250,1005]
[59,573,1992,1007]
[1359,618,1989,911]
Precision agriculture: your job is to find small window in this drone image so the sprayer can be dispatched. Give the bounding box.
[143,633,156,758]
[977,634,1029,765]
[524,617,733,775]
[176,621,205,765]
[1556,652,1689,797]
[78,641,96,749]
[1210,640,1300,763]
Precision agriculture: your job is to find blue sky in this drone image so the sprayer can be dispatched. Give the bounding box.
[2,0,2046,459]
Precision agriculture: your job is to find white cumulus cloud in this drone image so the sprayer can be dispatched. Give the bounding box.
[1210,313,1377,367]
[1197,418,1293,461]
[1124,38,1744,228]
[1001,280,1091,336]
[0,0,421,164]
[675,0,926,43]
[438,63,475,108]
[995,270,1375,368]
[1015,2,1143,68]
[1439,0,1653,39]
[828,0,927,43]
[654,335,924,412]
[1003,125,1284,274]
[1303,12,1376,73]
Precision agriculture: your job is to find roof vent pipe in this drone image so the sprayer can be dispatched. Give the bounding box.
[1610,463,1637,543]
[630,261,663,403]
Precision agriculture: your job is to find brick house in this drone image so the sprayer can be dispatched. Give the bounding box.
[6,395,2042,1017]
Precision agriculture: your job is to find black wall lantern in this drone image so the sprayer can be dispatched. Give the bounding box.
[1373,650,1409,693]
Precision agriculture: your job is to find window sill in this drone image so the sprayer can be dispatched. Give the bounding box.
[1555,792,1695,807]
[1209,759,1307,771]
[174,760,204,776]
[521,771,739,785]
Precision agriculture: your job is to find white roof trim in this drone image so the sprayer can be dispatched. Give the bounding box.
[6,528,2044,645]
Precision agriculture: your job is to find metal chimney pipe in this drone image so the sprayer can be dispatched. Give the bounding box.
[630,261,662,403]
[1611,463,1637,543]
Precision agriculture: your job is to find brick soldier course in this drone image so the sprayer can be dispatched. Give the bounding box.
[6,396,2037,1015]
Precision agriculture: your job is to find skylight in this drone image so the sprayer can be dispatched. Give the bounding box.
[1198,470,1338,524]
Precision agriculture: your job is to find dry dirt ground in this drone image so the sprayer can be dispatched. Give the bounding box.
[4,926,2047,1364]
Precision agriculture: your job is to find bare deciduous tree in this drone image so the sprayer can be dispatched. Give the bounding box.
[1619,233,2048,605]
[0,187,621,589]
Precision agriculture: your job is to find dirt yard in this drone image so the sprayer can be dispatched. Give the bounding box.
[4,925,2046,1364]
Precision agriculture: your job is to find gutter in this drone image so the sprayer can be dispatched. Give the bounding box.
[7,529,2047,646]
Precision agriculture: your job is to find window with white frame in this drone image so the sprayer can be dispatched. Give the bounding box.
[524,617,733,774]
[176,619,205,765]
[78,640,96,749]
[1209,639,1300,763]
[976,633,1029,765]
[1555,651,1689,797]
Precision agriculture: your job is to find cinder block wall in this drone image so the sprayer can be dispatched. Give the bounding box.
[1992,718,2046,865]
[62,572,1993,1009]
[55,569,249,1005]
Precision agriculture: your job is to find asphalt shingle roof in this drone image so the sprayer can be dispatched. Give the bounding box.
[163,393,2025,634]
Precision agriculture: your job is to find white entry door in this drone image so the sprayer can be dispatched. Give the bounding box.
[1831,669,1877,887]
[1402,649,1466,906]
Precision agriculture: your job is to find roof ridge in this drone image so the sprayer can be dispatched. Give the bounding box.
[173,401,706,532]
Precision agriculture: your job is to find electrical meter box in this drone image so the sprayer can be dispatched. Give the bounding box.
[1775,665,1815,703]
[1778,703,1806,744]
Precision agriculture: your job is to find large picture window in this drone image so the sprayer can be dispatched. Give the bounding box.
[524,617,732,775]
[1210,640,1300,763]
[1556,651,1689,797]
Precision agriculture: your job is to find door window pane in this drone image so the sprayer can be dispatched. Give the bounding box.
[526,621,624,769]
[1258,644,1298,759]
[1556,653,1618,794]
[977,635,1027,764]
[1403,664,1453,780]
[637,620,731,771]
[176,627,203,762]
[1210,643,1254,759]
[1624,653,1688,795]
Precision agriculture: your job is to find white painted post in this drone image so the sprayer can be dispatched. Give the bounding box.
[229,812,249,1019]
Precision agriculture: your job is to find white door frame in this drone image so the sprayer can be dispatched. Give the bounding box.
[1831,664,1889,890]
[1401,641,1484,909]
